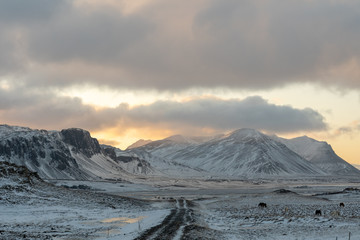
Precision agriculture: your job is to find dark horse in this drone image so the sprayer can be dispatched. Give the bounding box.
[258,202,267,208]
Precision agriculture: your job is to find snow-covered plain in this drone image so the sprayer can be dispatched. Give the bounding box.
[0,165,171,240]
[201,188,360,240]
[2,172,360,239]
[45,178,360,240]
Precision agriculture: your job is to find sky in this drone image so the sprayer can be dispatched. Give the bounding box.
[0,0,360,164]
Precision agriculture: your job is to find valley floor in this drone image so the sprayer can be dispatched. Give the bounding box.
[2,178,360,239]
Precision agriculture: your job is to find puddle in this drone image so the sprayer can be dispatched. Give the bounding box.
[101,216,146,224]
[84,216,147,238]
[83,216,147,228]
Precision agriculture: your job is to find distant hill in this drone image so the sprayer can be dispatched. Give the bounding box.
[273,135,360,176]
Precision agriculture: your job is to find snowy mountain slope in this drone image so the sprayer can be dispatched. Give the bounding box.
[126,139,153,150]
[128,147,207,177]
[126,134,220,177]
[0,125,154,180]
[130,135,200,160]
[132,129,326,178]
[129,134,223,160]
[274,135,360,176]
[353,164,360,170]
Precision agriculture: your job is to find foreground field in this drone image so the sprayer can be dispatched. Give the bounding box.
[2,177,360,239]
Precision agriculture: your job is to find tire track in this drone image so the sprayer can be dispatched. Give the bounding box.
[134,198,194,240]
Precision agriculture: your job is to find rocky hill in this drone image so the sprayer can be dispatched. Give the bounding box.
[0,125,153,180]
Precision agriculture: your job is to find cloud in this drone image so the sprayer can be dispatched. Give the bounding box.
[27,8,152,64]
[0,0,66,24]
[193,0,360,88]
[1,0,360,91]
[0,86,113,130]
[127,96,327,133]
[335,121,360,135]
[0,86,327,135]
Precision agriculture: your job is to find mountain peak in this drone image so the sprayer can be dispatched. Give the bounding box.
[228,128,265,140]
[126,139,153,150]
[60,128,101,157]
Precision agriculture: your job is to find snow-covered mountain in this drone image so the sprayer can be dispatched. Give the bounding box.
[126,139,153,150]
[130,129,328,178]
[127,135,207,176]
[166,129,326,178]
[0,125,153,180]
[1,124,358,180]
[353,164,360,170]
[273,135,360,176]
[128,134,223,159]
[130,129,360,178]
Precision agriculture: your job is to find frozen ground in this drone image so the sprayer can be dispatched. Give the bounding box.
[2,173,360,239]
[0,177,171,240]
[200,189,360,240]
[49,178,360,240]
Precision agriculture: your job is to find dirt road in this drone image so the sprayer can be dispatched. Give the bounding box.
[134,198,194,240]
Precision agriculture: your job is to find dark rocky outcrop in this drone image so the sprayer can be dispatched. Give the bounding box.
[102,145,150,168]
[0,136,49,165]
[0,126,95,179]
[0,161,42,185]
[0,125,153,180]
[273,189,297,194]
[61,128,101,158]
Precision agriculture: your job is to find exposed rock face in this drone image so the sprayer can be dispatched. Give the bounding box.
[0,161,42,185]
[0,125,153,180]
[101,145,153,174]
[0,126,81,178]
[60,128,101,158]
[103,147,141,163]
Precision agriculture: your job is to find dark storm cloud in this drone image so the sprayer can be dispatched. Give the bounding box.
[27,9,152,64]
[0,87,111,130]
[0,88,326,134]
[0,32,19,74]
[128,96,327,132]
[0,0,66,24]
[193,0,360,88]
[1,0,360,90]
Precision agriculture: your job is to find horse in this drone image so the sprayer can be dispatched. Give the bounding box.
[258,202,267,208]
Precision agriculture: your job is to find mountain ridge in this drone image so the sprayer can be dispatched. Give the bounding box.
[1,124,359,180]
[129,128,360,178]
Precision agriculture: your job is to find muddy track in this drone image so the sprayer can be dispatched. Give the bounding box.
[134,198,195,240]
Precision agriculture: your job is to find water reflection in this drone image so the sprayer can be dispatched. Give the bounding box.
[101,216,146,225]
